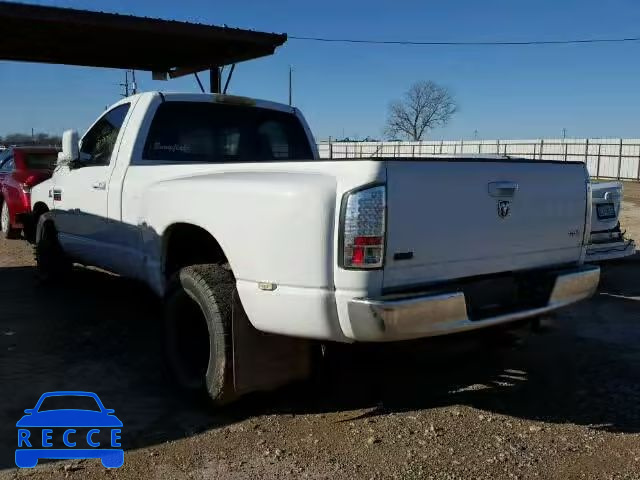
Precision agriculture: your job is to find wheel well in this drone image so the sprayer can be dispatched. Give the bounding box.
[163,223,227,279]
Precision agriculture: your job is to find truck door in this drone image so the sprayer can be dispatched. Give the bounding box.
[52,103,131,269]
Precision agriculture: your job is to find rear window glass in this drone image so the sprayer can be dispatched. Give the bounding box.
[23,153,57,170]
[143,102,313,163]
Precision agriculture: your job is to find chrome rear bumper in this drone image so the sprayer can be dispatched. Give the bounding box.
[347,265,600,341]
[586,239,636,262]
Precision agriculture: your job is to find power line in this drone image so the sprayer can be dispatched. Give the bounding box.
[289,35,640,46]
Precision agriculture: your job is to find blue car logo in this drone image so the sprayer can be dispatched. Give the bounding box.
[16,391,123,468]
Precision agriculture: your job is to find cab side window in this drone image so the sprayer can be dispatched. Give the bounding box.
[80,104,130,166]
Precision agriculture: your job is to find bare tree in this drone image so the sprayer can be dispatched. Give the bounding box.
[385,81,457,141]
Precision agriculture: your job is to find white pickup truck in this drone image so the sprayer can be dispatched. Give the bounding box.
[30,92,600,404]
[586,181,636,261]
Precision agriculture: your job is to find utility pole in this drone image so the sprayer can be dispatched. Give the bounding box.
[562,128,567,140]
[473,129,478,140]
[288,65,293,106]
[119,69,138,97]
[130,70,137,95]
[120,70,129,97]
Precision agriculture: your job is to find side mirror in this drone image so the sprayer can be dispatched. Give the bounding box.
[57,129,79,167]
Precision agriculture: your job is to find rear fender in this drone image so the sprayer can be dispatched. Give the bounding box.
[144,172,339,290]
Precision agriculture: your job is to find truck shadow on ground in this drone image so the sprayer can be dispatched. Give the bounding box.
[0,262,638,469]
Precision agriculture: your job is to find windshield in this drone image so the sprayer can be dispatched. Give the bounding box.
[23,152,57,170]
[37,395,101,412]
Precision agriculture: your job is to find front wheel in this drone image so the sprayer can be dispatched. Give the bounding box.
[35,217,72,282]
[0,201,19,239]
[164,264,236,406]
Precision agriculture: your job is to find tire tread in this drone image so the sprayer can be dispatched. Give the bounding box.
[165,263,236,405]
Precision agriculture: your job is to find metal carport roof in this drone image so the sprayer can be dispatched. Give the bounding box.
[0,1,287,83]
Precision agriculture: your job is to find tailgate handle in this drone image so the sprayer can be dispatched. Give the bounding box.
[488,181,519,197]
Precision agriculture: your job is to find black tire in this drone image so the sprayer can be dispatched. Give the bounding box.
[35,218,72,282]
[164,264,235,406]
[0,200,19,239]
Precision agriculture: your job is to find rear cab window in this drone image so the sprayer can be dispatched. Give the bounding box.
[142,102,313,163]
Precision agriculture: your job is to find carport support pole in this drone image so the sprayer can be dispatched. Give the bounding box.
[210,67,221,93]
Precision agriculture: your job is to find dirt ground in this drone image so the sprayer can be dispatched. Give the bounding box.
[1,183,640,480]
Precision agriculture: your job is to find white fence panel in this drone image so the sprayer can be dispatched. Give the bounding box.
[318,138,640,180]
[621,143,640,179]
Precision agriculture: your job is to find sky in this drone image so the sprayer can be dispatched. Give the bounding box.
[2,0,640,141]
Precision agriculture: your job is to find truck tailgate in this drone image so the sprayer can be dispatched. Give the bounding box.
[384,160,588,289]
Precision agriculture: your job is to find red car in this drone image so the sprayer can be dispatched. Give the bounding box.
[0,146,58,239]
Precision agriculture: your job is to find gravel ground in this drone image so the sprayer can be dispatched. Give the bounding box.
[0,183,639,480]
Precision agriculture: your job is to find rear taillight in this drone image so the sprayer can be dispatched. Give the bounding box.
[341,185,386,269]
[12,172,37,193]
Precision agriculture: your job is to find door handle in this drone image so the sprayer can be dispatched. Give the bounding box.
[488,181,519,197]
[92,181,106,190]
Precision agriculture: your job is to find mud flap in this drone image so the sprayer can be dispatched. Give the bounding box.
[231,292,312,396]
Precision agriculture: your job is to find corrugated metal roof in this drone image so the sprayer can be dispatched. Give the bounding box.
[0,2,287,76]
